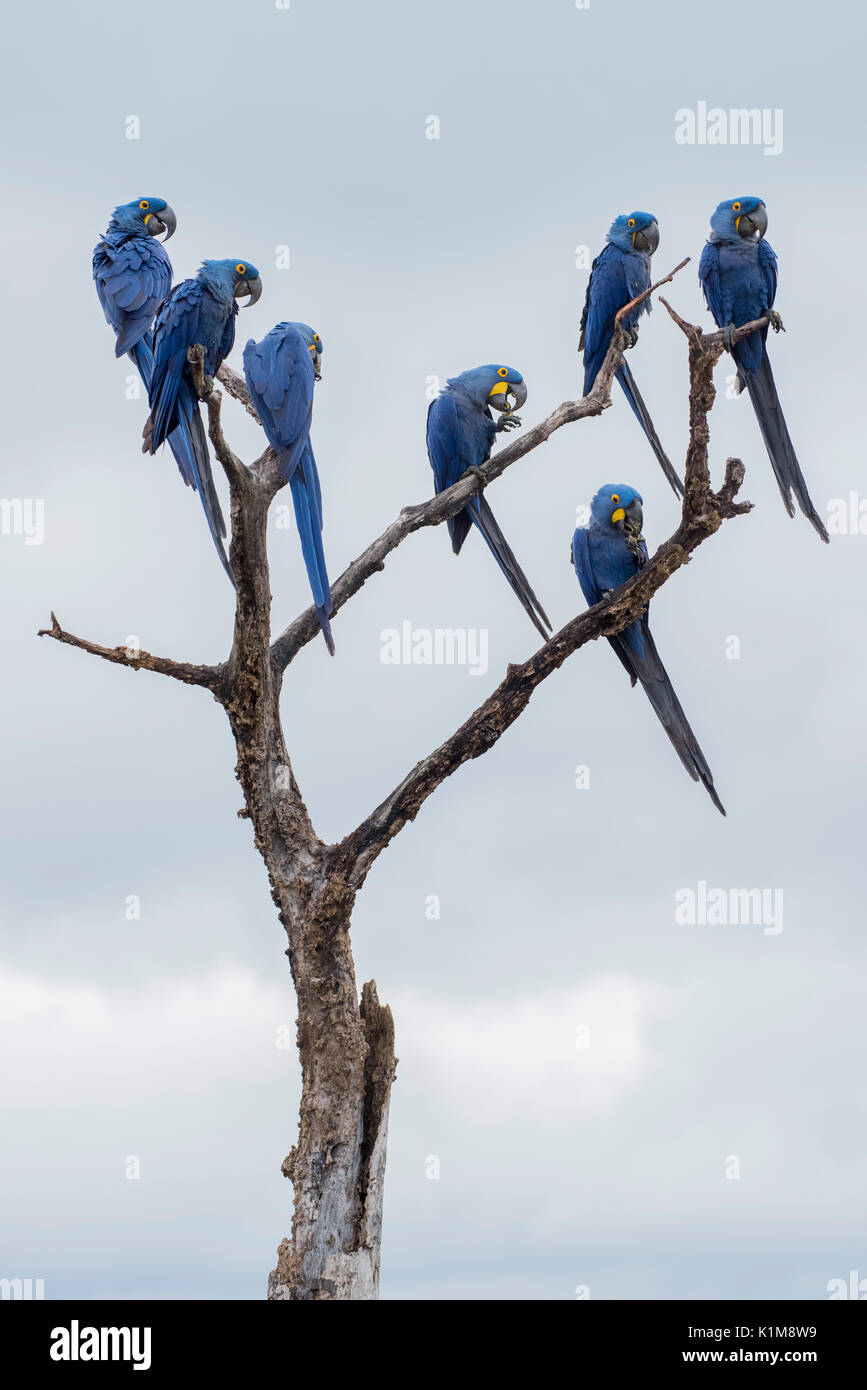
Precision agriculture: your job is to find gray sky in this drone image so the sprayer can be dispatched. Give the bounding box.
[1,0,865,1299]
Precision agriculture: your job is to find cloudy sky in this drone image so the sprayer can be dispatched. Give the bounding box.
[2,0,864,1300]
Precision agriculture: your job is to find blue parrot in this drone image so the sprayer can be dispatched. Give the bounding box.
[243,322,334,654]
[699,197,828,541]
[92,196,177,385]
[93,198,216,530]
[144,258,263,581]
[426,365,551,641]
[572,484,724,814]
[580,212,683,498]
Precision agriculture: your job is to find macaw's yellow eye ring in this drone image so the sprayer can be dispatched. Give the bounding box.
[732,201,741,212]
[236,263,246,275]
[497,366,508,378]
[627,219,635,228]
[139,200,149,210]
[314,333,320,343]
[611,493,620,504]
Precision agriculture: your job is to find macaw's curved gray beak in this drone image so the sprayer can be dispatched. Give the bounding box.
[146,204,177,240]
[508,378,528,412]
[739,202,768,239]
[159,204,177,240]
[626,496,644,531]
[236,275,263,306]
[634,219,659,255]
[312,350,322,381]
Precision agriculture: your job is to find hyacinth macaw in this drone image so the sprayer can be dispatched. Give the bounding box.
[699,197,828,542]
[144,259,263,581]
[572,484,725,814]
[580,212,683,498]
[92,196,177,385]
[93,199,214,544]
[243,322,334,654]
[426,365,551,641]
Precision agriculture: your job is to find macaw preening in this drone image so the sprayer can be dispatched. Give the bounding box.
[699,197,828,542]
[144,259,263,581]
[93,197,177,385]
[580,212,683,498]
[572,484,725,814]
[243,322,334,654]
[426,365,552,641]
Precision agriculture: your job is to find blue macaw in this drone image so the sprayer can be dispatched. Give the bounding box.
[93,196,177,385]
[426,365,551,641]
[94,198,214,529]
[699,197,828,542]
[572,484,724,814]
[580,212,683,498]
[144,258,263,581]
[243,322,334,654]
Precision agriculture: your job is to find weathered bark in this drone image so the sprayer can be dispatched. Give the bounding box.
[38,283,753,1300]
[202,399,397,1300]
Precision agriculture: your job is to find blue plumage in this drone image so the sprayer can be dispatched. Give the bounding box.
[145,259,263,582]
[580,212,683,497]
[93,197,176,371]
[243,322,334,654]
[426,365,551,640]
[572,484,724,813]
[93,198,222,560]
[699,197,827,541]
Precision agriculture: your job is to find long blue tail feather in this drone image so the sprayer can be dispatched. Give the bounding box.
[467,495,551,641]
[739,346,829,542]
[289,448,334,654]
[616,362,684,498]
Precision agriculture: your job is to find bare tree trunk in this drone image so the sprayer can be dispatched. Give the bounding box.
[269,964,395,1301]
[214,439,397,1300]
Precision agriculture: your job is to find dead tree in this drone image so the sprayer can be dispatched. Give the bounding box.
[39,263,757,1299]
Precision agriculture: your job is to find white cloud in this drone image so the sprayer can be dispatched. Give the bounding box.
[0,965,291,1108]
[391,974,671,1124]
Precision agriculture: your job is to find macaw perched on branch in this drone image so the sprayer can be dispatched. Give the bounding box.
[243,322,334,654]
[143,259,263,582]
[580,212,683,498]
[426,365,552,641]
[699,197,828,542]
[572,484,725,814]
[93,197,177,384]
[94,199,214,537]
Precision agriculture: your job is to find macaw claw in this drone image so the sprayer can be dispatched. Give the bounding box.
[496,413,522,433]
[722,323,737,351]
[462,464,488,487]
[769,309,785,333]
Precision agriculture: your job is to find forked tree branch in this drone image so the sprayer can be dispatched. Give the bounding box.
[38,270,743,893]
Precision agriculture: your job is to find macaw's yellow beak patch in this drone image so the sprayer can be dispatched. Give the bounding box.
[488,381,509,398]
[611,507,626,523]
